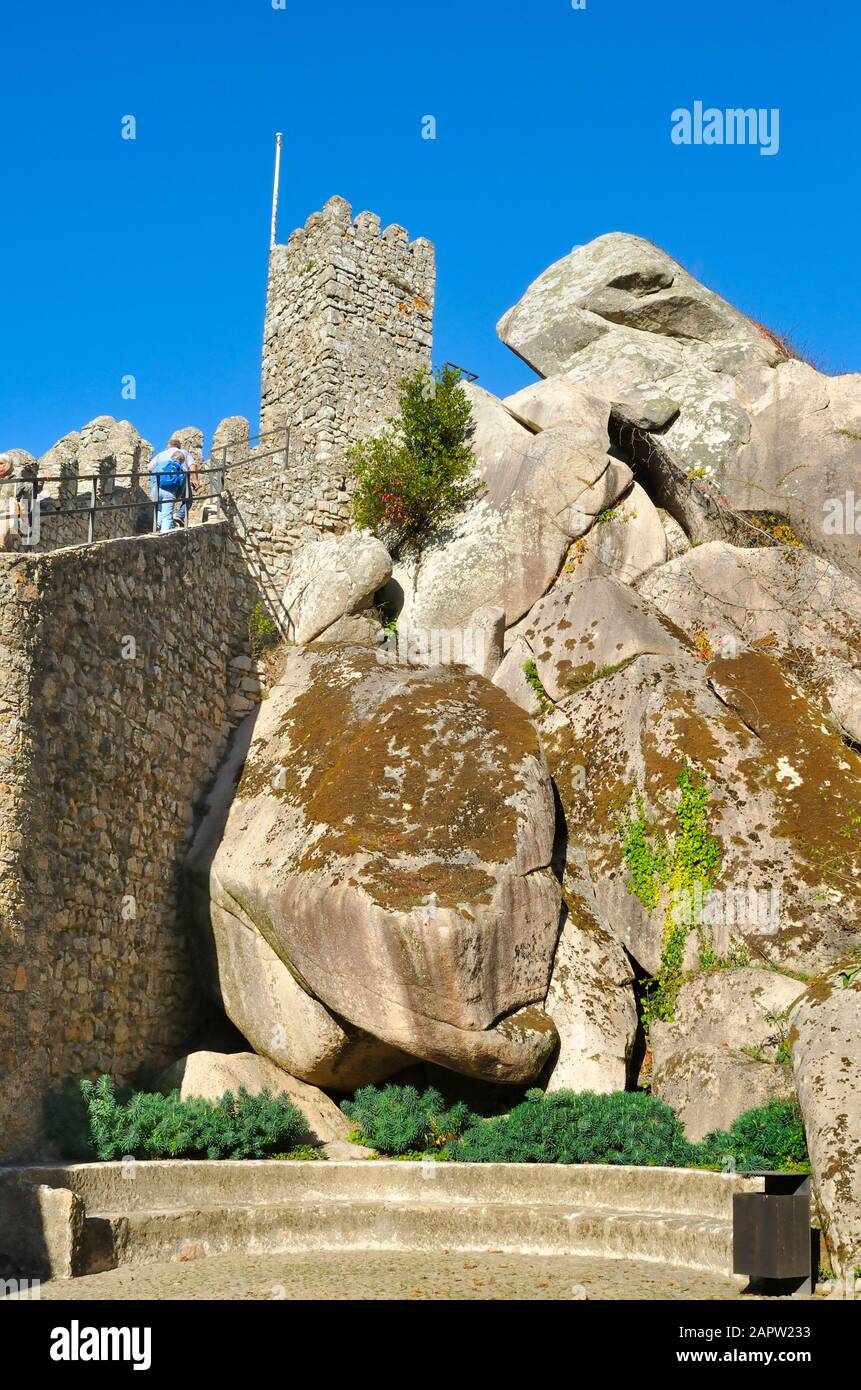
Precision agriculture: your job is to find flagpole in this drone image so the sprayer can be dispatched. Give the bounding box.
[270,132,283,250]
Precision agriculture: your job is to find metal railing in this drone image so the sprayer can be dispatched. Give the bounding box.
[19,428,289,547]
[442,361,479,382]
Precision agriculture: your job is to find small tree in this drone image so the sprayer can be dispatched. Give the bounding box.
[348,365,481,549]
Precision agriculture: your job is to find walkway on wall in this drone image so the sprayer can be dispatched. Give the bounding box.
[19,428,289,548]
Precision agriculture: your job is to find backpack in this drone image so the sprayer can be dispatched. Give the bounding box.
[157,451,187,495]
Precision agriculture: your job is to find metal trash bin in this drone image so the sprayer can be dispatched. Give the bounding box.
[733,1172,814,1295]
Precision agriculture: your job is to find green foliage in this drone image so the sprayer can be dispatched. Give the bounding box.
[449,1091,808,1173]
[450,1090,698,1166]
[379,601,399,635]
[348,366,482,549]
[699,1100,808,1173]
[523,659,551,713]
[747,512,804,548]
[340,1084,475,1156]
[247,600,280,657]
[80,1075,307,1160]
[696,930,749,972]
[617,764,722,1029]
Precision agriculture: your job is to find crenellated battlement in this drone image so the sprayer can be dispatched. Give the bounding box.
[260,195,436,484]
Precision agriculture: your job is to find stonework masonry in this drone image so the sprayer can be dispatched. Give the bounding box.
[256,194,435,540]
[0,525,256,1157]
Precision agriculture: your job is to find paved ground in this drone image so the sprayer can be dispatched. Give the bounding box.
[23,1250,768,1300]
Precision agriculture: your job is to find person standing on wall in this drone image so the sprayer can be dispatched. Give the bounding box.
[148,435,200,532]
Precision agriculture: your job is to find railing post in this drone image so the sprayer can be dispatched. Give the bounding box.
[87,474,95,544]
[152,473,158,533]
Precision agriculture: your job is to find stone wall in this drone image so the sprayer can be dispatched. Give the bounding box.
[0,524,255,1158]
[257,194,435,548]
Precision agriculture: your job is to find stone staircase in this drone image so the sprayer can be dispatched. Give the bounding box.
[3,1161,764,1280]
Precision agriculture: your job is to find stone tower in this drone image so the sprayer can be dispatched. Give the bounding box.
[260,195,436,472]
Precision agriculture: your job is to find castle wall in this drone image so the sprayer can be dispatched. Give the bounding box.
[0,524,255,1157]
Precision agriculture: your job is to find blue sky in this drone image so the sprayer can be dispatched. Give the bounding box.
[2,0,858,457]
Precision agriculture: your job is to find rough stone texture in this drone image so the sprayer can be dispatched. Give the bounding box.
[650,968,805,1139]
[188,644,561,1082]
[507,575,687,705]
[0,525,255,1158]
[639,540,861,743]
[185,715,408,1089]
[561,483,668,586]
[492,636,543,716]
[317,610,383,647]
[459,382,535,511]
[544,895,637,1093]
[157,1050,355,1145]
[497,231,861,580]
[541,645,861,979]
[790,962,861,1285]
[22,1247,773,1302]
[464,606,506,679]
[0,1178,84,1280]
[257,195,433,535]
[657,507,691,560]
[655,968,807,1054]
[394,432,632,637]
[215,201,433,617]
[498,232,766,375]
[503,377,611,440]
[280,533,392,643]
[651,1046,796,1144]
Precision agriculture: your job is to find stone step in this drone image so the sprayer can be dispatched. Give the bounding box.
[15,1159,763,1222]
[79,1197,737,1278]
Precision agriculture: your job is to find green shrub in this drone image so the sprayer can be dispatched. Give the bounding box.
[699,1100,808,1172]
[80,1075,307,1160]
[348,366,482,549]
[247,600,280,657]
[340,1084,475,1155]
[523,659,551,713]
[449,1089,698,1167]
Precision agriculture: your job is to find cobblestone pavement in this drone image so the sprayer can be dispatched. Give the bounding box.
[23,1251,789,1301]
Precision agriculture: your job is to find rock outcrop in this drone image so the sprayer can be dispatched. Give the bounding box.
[541,641,861,979]
[790,962,861,1288]
[188,645,561,1083]
[544,895,638,1094]
[651,969,805,1139]
[158,1050,357,1147]
[280,532,392,643]
[639,540,861,743]
[497,231,861,580]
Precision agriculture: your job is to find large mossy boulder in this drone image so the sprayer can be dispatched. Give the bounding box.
[187,645,561,1084]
